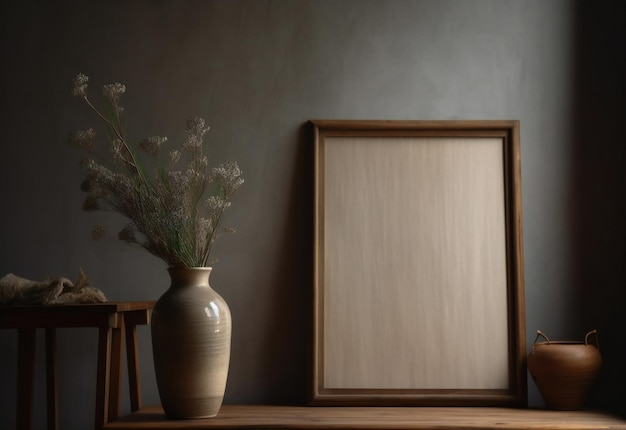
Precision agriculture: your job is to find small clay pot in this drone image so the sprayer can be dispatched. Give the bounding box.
[527,330,601,410]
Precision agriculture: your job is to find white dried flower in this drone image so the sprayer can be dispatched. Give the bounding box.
[206,196,231,211]
[111,138,127,164]
[197,155,208,169]
[186,117,209,137]
[167,171,187,191]
[71,73,89,97]
[69,128,96,152]
[212,161,244,196]
[168,150,181,168]
[102,82,126,104]
[140,136,167,158]
[70,74,243,268]
[183,116,210,151]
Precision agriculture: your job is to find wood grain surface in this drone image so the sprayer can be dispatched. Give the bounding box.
[321,137,509,390]
[103,405,626,429]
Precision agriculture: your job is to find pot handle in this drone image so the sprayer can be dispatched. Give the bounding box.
[533,330,550,345]
[585,329,600,350]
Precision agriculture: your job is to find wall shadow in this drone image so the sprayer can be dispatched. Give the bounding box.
[571,0,626,415]
[252,122,314,405]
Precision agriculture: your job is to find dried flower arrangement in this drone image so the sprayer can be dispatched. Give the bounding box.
[70,74,244,268]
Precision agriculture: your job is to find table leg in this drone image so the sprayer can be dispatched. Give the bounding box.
[45,328,58,430]
[107,317,124,422]
[124,310,150,412]
[95,326,111,430]
[17,328,36,430]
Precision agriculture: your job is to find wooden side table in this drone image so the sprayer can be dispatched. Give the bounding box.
[0,301,155,430]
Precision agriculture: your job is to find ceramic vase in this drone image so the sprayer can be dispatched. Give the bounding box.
[527,330,601,411]
[151,267,231,419]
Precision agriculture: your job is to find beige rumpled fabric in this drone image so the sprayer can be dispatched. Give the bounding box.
[0,269,107,305]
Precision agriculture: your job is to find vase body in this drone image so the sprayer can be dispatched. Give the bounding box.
[527,330,601,411]
[151,267,231,419]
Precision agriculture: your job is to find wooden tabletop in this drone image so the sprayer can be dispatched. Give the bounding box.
[103,405,626,429]
[0,301,156,313]
[0,301,156,329]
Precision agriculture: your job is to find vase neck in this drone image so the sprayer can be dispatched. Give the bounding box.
[168,267,212,288]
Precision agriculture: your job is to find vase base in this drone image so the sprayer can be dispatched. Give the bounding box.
[163,396,224,420]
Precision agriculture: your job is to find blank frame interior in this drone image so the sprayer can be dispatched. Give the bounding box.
[311,120,526,406]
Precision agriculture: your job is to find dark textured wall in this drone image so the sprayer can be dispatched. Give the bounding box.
[0,0,624,428]
[572,0,626,413]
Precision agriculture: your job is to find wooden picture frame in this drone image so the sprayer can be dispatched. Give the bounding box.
[311,120,526,406]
